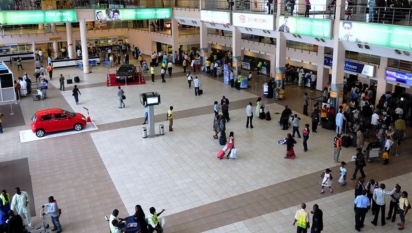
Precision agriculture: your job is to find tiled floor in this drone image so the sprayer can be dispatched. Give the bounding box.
[1,56,412,233]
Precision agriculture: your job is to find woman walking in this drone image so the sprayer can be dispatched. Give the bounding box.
[398,191,410,230]
[302,124,310,152]
[321,168,333,194]
[255,97,262,116]
[284,133,297,159]
[226,131,235,159]
[72,85,81,105]
[117,86,125,108]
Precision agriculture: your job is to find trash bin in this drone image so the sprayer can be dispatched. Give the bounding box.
[142,127,147,138]
[159,124,164,135]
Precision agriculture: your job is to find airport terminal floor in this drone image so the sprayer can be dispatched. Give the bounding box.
[1,56,412,233]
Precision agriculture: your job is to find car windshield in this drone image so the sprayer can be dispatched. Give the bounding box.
[62,109,76,117]
[118,66,135,73]
[31,114,37,122]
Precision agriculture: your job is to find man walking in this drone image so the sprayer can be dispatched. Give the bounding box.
[335,110,346,134]
[11,187,32,228]
[246,102,253,128]
[292,114,301,138]
[311,107,320,133]
[333,134,342,163]
[310,204,323,233]
[150,65,155,82]
[194,76,200,96]
[351,148,366,180]
[187,72,192,88]
[354,190,370,231]
[293,203,310,233]
[386,184,401,222]
[117,86,125,108]
[303,92,309,115]
[47,63,53,80]
[43,196,62,233]
[371,183,397,226]
[59,74,65,91]
[167,106,173,131]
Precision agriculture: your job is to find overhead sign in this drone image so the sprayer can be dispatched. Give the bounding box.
[339,21,412,50]
[95,8,171,21]
[278,16,332,39]
[233,13,274,30]
[324,56,375,77]
[385,70,412,86]
[200,10,230,25]
[0,10,77,25]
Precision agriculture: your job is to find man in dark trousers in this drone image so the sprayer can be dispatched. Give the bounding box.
[311,204,323,233]
[303,92,309,115]
[354,190,370,231]
[280,105,292,130]
[221,96,230,122]
[351,148,366,180]
[311,107,320,133]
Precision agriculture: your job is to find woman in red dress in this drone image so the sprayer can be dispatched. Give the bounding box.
[285,133,297,159]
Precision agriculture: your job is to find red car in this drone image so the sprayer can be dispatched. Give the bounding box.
[31,108,87,137]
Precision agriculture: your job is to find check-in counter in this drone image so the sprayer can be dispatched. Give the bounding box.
[52,57,101,68]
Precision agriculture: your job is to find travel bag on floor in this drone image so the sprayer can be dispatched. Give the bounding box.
[217,150,225,159]
[229,148,237,159]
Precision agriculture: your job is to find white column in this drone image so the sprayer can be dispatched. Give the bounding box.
[79,19,90,74]
[269,53,276,77]
[200,22,208,51]
[51,23,56,33]
[232,26,242,76]
[171,18,180,60]
[375,57,390,106]
[275,33,286,68]
[66,23,74,59]
[32,42,36,55]
[53,41,58,59]
[316,45,329,91]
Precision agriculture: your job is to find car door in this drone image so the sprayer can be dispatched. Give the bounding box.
[54,113,71,131]
[39,114,56,132]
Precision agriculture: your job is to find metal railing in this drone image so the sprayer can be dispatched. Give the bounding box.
[338,5,412,26]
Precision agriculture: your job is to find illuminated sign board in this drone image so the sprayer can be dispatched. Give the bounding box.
[278,16,332,39]
[233,13,274,30]
[95,8,172,21]
[0,10,77,25]
[339,21,412,50]
[200,10,230,25]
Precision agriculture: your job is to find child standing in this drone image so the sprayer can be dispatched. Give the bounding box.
[338,161,347,186]
[321,168,333,194]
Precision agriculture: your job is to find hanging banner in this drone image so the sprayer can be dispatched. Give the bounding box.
[385,70,412,86]
[94,8,172,21]
[200,10,230,25]
[41,0,57,10]
[278,16,332,39]
[339,21,412,51]
[324,56,375,77]
[0,10,77,25]
[224,64,229,84]
[233,13,274,31]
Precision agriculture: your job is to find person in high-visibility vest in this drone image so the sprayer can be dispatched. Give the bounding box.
[293,203,310,232]
[150,66,155,82]
[148,207,165,233]
[257,61,262,74]
[0,190,11,225]
[237,74,242,90]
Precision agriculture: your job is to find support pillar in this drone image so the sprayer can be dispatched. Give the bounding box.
[171,18,179,63]
[79,19,90,74]
[269,53,276,78]
[51,23,56,33]
[199,22,209,70]
[375,57,390,106]
[316,45,329,91]
[53,41,58,59]
[66,22,74,59]
[232,27,242,76]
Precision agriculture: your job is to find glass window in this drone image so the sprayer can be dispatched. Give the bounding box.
[40,114,52,121]
[54,114,68,120]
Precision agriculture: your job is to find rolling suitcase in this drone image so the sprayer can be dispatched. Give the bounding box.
[341,122,351,148]
[217,150,225,159]
[322,121,333,130]
[74,76,80,83]
[265,111,272,121]
[198,89,203,95]
[67,79,73,84]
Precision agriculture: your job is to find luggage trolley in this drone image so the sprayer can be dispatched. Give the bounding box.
[368,147,381,163]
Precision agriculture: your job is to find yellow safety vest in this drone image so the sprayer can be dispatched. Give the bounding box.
[296,210,308,229]
[257,62,262,68]
[0,193,10,205]
[150,213,159,225]
[238,75,242,83]
[150,67,155,75]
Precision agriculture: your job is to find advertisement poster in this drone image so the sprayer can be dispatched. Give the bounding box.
[339,21,412,51]
[41,0,57,10]
[278,16,332,39]
[386,70,412,86]
[0,10,76,25]
[200,10,231,25]
[95,8,172,21]
[224,64,229,84]
[233,13,274,30]
[324,56,375,77]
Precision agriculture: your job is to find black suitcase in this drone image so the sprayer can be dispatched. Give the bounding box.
[219,131,227,145]
[266,112,272,121]
[67,79,73,84]
[342,135,352,148]
[322,121,333,130]
[74,76,80,83]
[352,133,357,147]
[198,89,203,95]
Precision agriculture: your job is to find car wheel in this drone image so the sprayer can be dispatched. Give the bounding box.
[74,123,83,131]
[36,129,45,137]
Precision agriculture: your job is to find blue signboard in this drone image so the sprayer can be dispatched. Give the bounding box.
[385,69,412,86]
[223,64,229,84]
[324,56,375,77]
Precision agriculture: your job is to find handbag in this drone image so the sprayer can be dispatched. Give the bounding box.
[122,95,126,100]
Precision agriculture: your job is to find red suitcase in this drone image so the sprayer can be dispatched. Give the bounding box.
[217,150,225,159]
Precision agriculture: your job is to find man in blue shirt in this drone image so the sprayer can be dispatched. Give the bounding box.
[354,190,370,231]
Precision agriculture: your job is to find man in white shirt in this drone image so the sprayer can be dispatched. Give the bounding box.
[371,110,379,136]
[395,106,403,120]
[111,219,126,233]
[107,209,125,230]
[194,76,200,96]
[38,49,43,63]
[372,183,397,226]
[246,102,253,128]
[43,196,62,232]
[248,72,252,81]
[335,110,346,134]
[11,187,32,227]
